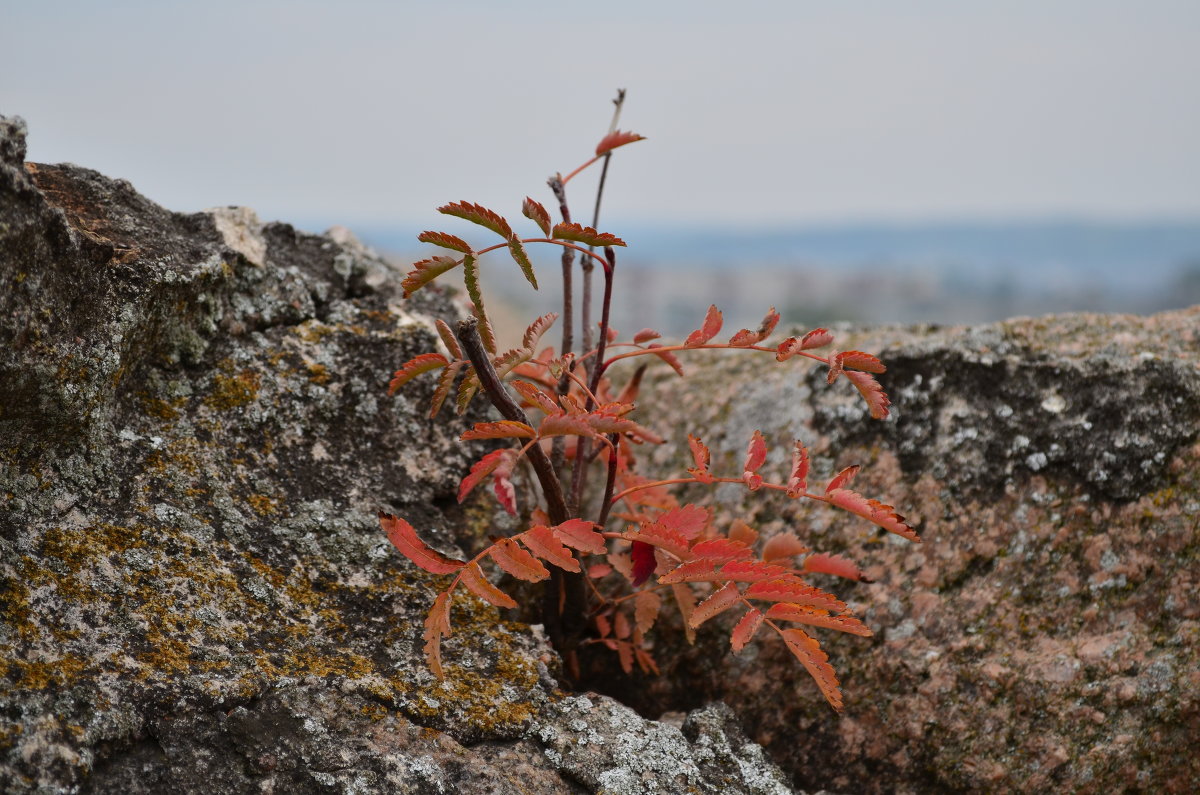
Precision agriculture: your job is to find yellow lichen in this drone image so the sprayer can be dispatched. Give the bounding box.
[203,370,261,410]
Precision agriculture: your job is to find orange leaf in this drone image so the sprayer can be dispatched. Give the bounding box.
[489,538,550,582]
[800,328,834,350]
[728,519,758,546]
[838,350,886,374]
[742,430,767,491]
[553,518,607,554]
[460,420,537,441]
[507,237,538,289]
[522,312,558,351]
[657,504,709,541]
[761,532,809,563]
[388,353,448,395]
[634,590,663,634]
[380,513,464,575]
[672,583,698,644]
[658,559,718,584]
[423,591,452,678]
[437,200,513,239]
[718,560,791,582]
[460,562,517,608]
[458,449,514,504]
[684,305,723,347]
[786,441,810,498]
[551,222,626,248]
[743,579,846,611]
[646,344,684,377]
[826,488,919,542]
[781,627,843,711]
[802,552,871,582]
[429,361,464,418]
[844,370,891,420]
[418,230,472,254]
[767,603,873,637]
[691,538,753,563]
[728,307,780,347]
[826,351,845,384]
[402,255,460,297]
[595,129,646,156]
[511,380,559,414]
[624,522,690,559]
[687,434,713,483]
[521,525,581,572]
[688,581,742,628]
[522,196,552,236]
[435,318,463,359]
[825,464,860,493]
[633,328,661,344]
[730,608,764,652]
[539,412,601,440]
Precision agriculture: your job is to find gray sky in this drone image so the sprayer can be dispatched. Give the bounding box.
[3,0,1198,228]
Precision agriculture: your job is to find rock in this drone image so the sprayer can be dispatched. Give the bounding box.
[599,306,1200,793]
[0,115,792,794]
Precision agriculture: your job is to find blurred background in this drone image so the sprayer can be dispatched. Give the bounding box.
[4,0,1199,335]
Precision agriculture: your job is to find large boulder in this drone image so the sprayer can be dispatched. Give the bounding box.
[0,115,793,795]
[601,305,1200,793]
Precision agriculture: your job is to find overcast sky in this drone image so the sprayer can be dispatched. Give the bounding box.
[3,0,1198,230]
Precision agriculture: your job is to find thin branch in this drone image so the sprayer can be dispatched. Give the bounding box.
[455,318,569,525]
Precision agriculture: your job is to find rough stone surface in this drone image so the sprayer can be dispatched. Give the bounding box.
[0,115,793,795]
[599,306,1200,793]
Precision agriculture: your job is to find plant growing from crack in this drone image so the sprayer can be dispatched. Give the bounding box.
[382,91,918,711]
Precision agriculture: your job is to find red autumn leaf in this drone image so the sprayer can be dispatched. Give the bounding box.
[800,328,834,350]
[844,370,891,420]
[838,350,886,374]
[761,532,809,563]
[380,513,464,575]
[553,518,607,554]
[539,412,601,440]
[511,380,559,414]
[630,540,657,586]
[634,590,662,634]
[672,583,698,644]
[522,312,558,351]
[767,604,873,637]
[684,305,723,347]
[730,608,765,652]
[460,562,517,608]
[551,222,626,248]
[691,537,753,563]
[507,237,538,289]
[826,351,845,384]
[588,562,613,579]
[388,353,449,395]
[728,519,759,547]
[689,581,742,629]
[656,504,709,541]
[633,328,661,344]
[728,307,780,347]
[522,196,552,236]
[646,344,684,377]
[435,318,463,359]
[402,255,460,297]
[457,449,514,504]
[802,552,871,583]
[429,361,464,418]
[489,537,550,582]
[460,420,537,441]
[825,464,860,493]
[492,450,519,516]
[743,579,847,612]
[418,230,472,254]
[687,434,713,483]
[437,200,513,239]
[718,560,791,583]
[521,525,581,573]
[659,559,719,584]
[624,522,690,559]
[595,129,646,156]
[423,591,452,678]
[742,430,767,491]
[786,441,810,498]
[781,627,843,711]
[826,488,919,542]
[614,610,632,640]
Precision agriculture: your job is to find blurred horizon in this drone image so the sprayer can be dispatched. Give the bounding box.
[4,0,1198,325]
